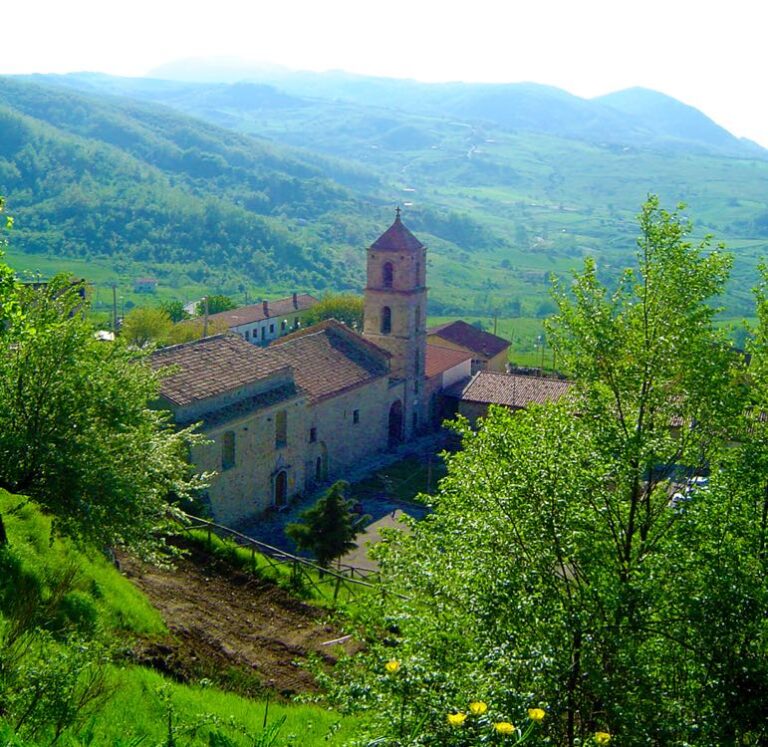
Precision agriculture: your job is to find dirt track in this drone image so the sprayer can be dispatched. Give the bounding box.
[119,542,359,696]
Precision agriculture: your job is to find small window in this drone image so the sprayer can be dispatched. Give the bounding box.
[381,306,392,334]
[261,327,266,340]
[221,431,235,470]
[383,261,394,288]
[309,426,317,443]
[244,330,250,340]
[275,410,287,448]
[269,323,275,334]
[281,319,287,332]
[353,409,360,424]
[293,317,300,329]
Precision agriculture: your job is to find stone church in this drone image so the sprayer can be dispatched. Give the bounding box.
[151,210,430,524]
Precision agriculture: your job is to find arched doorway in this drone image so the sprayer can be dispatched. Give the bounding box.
[274,470,288,508]
[388,400,403,448]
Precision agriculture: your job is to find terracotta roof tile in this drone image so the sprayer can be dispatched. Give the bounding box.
[269,320,390,403]
[371,211,425,252]
[428,320,511,358]
[207,293,318,327]
[446,371,572,408]
[150,334,289,407]
[425,344,473,378]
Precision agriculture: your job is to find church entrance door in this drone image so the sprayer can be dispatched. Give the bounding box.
[388,400,403,448]
[274,470,288,508]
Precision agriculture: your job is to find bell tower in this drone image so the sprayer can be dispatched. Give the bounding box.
[363,208,427,439]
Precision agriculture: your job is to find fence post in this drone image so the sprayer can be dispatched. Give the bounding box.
[333,574,342,603]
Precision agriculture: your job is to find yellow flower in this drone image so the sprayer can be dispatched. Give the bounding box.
[447,712,467,727]
[494,721,516,735]
[384,659,400,674]
[594,732,612,745]
[469,701,488,715]
[528,707,546,722]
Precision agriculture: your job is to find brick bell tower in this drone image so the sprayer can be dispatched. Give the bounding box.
[363,208,427,440]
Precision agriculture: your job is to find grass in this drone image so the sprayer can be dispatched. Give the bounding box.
[83,665,359,746]
[352,455,447,504]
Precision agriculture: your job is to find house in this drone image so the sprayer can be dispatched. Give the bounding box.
[424,344,473,428]
[427,320,511,374]
[205,292,318,346]
[444,370,572,426]
[150,211,426,524]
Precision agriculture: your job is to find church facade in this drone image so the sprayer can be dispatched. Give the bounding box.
[151,212,429,525]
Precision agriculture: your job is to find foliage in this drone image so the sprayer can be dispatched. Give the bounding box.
[0,252,207,556]
[303,293,364,330]
[285,481,369,567]
[325,198,768,745]
[158,299,190,323]
[165,316,229,345]
[120,305,173,347]
[196,294,237,316]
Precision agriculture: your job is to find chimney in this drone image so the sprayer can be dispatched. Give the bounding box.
[292,292,298,309]
[262,300,269,316]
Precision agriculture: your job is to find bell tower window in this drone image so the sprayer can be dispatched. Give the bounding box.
[381,306,392,334]
[383,262,394,288]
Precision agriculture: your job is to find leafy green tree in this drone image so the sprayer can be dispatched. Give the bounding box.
[196,294,236,316]
[120,306,173,347]
[303,293,364,330]
[285,481,368,567]
[158,299,190,323]
[330,198,764,745]
[0,245,205,554]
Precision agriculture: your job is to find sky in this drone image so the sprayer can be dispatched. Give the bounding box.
[4,0,768,147]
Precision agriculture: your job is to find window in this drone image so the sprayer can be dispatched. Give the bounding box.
[269,323,275,334]
[221,431,235,470]
[383,261,394,288]
[244,330,250,340]
[281,319,287,332]
[309,426,317,443]
[275,410,287,448]
[261,327,266,341]
[353,409,360,424]
[293,317,300,329]
[381,306,392,334]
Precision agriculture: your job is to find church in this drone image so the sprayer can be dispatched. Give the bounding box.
[151,210,431,524]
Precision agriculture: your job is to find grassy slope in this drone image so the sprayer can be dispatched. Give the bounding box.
[0,490,356,746]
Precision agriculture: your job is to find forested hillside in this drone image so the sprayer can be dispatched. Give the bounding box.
[4,70,768,324]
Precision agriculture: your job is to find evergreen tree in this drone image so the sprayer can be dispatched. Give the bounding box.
[285,481,369,567]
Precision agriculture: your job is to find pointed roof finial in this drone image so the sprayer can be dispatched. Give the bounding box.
[395,205,401,221]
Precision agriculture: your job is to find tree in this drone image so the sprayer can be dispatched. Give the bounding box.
[331,198,764,745]
[120,306,173,347]
[0,226,205,553]
[195,294,236,316]
[158,299,190,323]
[303,293,364,330]
[285,481,368,567]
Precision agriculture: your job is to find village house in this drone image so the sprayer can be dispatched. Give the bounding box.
[427,319,511,373]
[205,292,319,345]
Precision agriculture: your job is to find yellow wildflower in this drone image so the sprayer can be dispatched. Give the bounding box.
[447,712,467,727]
[469,701,488,715]
[594,732,611,745]
[494,721,516,735]
[528,707,546,722]
[384,660,400,674]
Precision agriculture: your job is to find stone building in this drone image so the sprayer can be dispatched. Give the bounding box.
[150,212,427,524]
[427,319,511,373]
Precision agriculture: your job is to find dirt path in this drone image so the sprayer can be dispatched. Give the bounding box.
[119,541,359,696]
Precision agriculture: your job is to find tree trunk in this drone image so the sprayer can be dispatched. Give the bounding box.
[0,512,7,546]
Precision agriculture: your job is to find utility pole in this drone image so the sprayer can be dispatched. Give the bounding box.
[111,283,118,332]
[203,295,209,338]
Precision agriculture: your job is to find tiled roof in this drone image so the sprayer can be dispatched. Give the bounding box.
[190,383,301,429]
[149,334,289,407]
[371,211,425,252]
[425,344,473,378]
[428,320,510,358]
[269,320,390,403]
[207,293,318,328]
[446,371,572,408]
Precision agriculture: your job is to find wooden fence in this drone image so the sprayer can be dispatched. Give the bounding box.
[174,511,395,604]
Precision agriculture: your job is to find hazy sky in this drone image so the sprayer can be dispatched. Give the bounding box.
[4,0,768,146]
